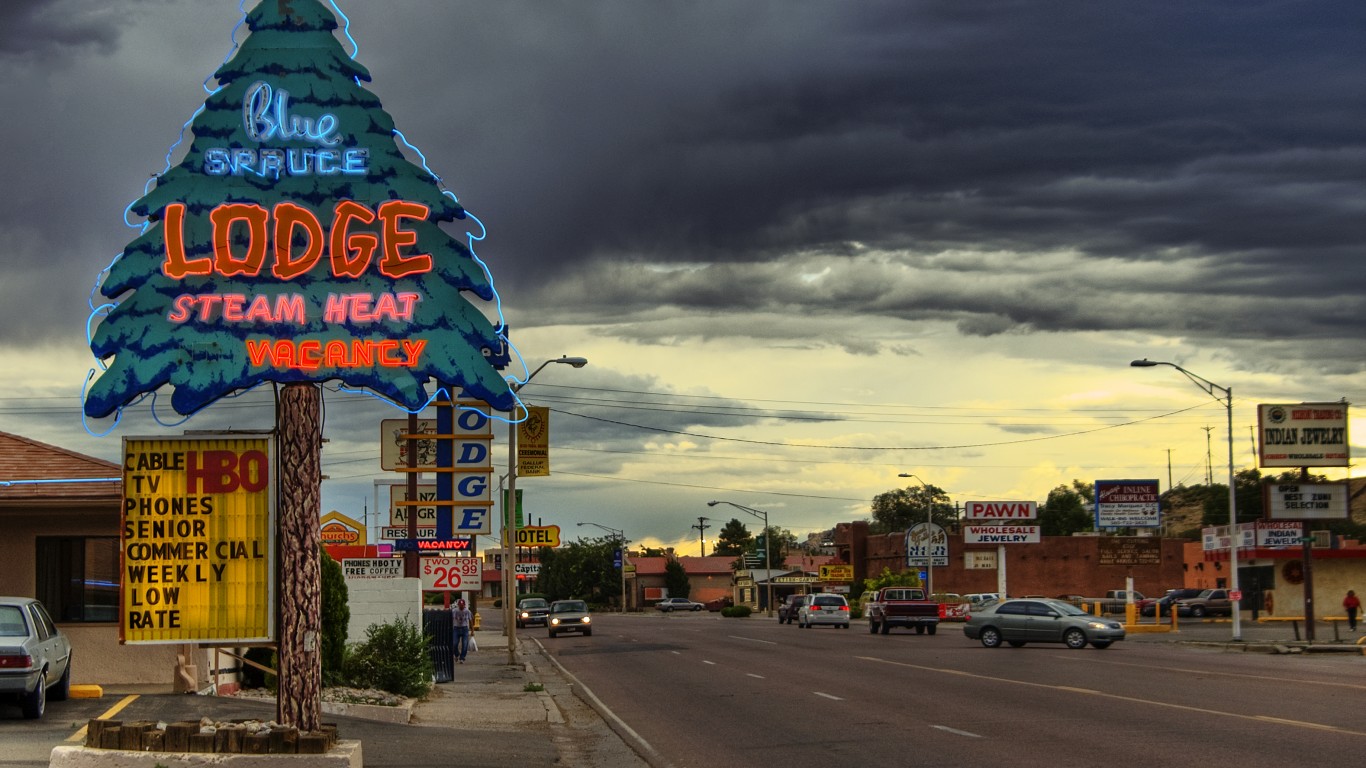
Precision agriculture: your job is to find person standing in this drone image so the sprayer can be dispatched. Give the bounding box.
[1344,590,1361,631]
[452,598,474,663]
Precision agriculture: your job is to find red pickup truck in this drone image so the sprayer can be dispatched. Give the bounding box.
[865,587,941,635]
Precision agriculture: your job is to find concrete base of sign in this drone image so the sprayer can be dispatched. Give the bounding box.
[49,740,363,768]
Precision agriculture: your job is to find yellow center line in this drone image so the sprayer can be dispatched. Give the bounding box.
[855,656,1366,737]
[67,694,139,743]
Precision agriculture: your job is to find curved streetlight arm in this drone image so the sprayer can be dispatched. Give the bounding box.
[707,500,774,616]
[896,473,936,595]
[503,355,588,664]
[1130,357,1241,641]
[576,521,625,540]
[1130,359,1230,402]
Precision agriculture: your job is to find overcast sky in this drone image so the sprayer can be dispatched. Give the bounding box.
[2,0,1363,553]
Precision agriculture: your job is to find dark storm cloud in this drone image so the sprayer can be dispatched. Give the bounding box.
[1,1,1361,371]
[0,0,145,59]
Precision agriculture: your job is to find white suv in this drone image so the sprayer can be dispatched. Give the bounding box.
[797,593,850,629]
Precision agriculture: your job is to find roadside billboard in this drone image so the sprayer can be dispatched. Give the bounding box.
[1263,482,1350,520]
[963,525,1040,544]
[1094,480,1161,528]
[121,435,275,644]
[1258,403,1349,468]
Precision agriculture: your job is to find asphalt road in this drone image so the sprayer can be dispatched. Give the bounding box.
[542,613,1366,768]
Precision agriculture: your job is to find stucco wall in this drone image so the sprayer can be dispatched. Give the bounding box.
[344,576,422,643]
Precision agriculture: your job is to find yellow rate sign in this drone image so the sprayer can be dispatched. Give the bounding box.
[121,435,276,644]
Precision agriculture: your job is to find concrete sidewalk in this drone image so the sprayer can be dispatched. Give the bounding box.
[1122,612,1366,653]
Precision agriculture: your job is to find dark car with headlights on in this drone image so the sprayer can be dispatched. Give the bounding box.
[0,597,73,719]
[516,597,550,628]
[964,598,1125,649]
[548,600,592,638]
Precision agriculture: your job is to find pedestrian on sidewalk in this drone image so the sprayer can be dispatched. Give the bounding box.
[452,599,474,663]
[1344,590,1360,631]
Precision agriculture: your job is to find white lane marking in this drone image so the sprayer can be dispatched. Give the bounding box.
[814,692,844,701]
[703,660,716,665]
[856,655,1366,737]
[728,635,779,645]
[671,650,682,655]
[931,725,982,738]
[747,673,765,679]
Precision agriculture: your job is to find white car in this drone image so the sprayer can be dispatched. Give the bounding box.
[0,597,73,719]
[655,597,704,612]
[797,593,850,629]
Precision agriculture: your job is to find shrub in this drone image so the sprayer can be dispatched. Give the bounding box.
[721,605,753,618]
[319,547,349,686]
[343,616,433,699]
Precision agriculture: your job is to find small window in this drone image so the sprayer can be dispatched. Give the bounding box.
[1025,602,1057,617]
[36,536,120,622]
[995,601,1029,615]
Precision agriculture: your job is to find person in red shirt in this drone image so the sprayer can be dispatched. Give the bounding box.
[1344,590,1361,631]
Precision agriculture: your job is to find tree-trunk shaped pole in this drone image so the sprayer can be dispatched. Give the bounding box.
[276,383,322,731]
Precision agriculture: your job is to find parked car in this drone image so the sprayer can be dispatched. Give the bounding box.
[0,597,72,719]
[547,600,592,638]
[1141,588,1204,617]
[1176,589,1233,618]
[704,597,734,612]
[655,597,704,612]
[963,593,1002,607]
[778,594,809,624]
[516,597,550,628]
[963,598,1125,649]
[797,593,851,629]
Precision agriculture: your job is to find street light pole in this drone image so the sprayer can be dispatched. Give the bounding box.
[503,355,588,665]
[578,522,627,613]
[897,473,934,596]
[708,501,773,617]
[1131,358,1241,641]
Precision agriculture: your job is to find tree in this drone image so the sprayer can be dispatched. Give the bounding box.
[536,537,619,605]
[1201,468,1268,528]
[664,558,691,599]
[712,518,753,556]
[1038,480,1095,537]
[870,483,955,534]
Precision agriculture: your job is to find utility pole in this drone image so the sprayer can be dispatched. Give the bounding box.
[691,516,710,557]
[1201,426,1215,485]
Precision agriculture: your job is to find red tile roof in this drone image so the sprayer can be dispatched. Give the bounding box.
[0,431,121,505]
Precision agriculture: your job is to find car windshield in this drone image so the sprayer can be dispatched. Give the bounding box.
[520,599,548,609]
[552,601,587,613]
[0,605,28,636]
[1046,601,1089,616]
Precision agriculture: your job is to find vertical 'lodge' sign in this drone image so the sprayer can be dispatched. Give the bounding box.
[84,0,516,420]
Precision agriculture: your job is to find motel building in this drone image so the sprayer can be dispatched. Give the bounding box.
[0,430,189,687]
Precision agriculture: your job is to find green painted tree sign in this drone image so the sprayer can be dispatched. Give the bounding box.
[85,0,515,419]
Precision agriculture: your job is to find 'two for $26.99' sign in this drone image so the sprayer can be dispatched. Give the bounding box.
[421,557,481,591]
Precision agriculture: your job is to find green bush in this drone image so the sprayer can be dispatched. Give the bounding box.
[319,547,349,686]
[343,616,433,699]
[721,605,753,618]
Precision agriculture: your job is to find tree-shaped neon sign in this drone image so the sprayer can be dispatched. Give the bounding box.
[85,0,515,420]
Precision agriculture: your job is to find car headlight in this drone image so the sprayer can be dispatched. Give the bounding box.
[1086,621,1108,630]
[550,618,560,626]
[520,611,530,618]
[581,616,591,624]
